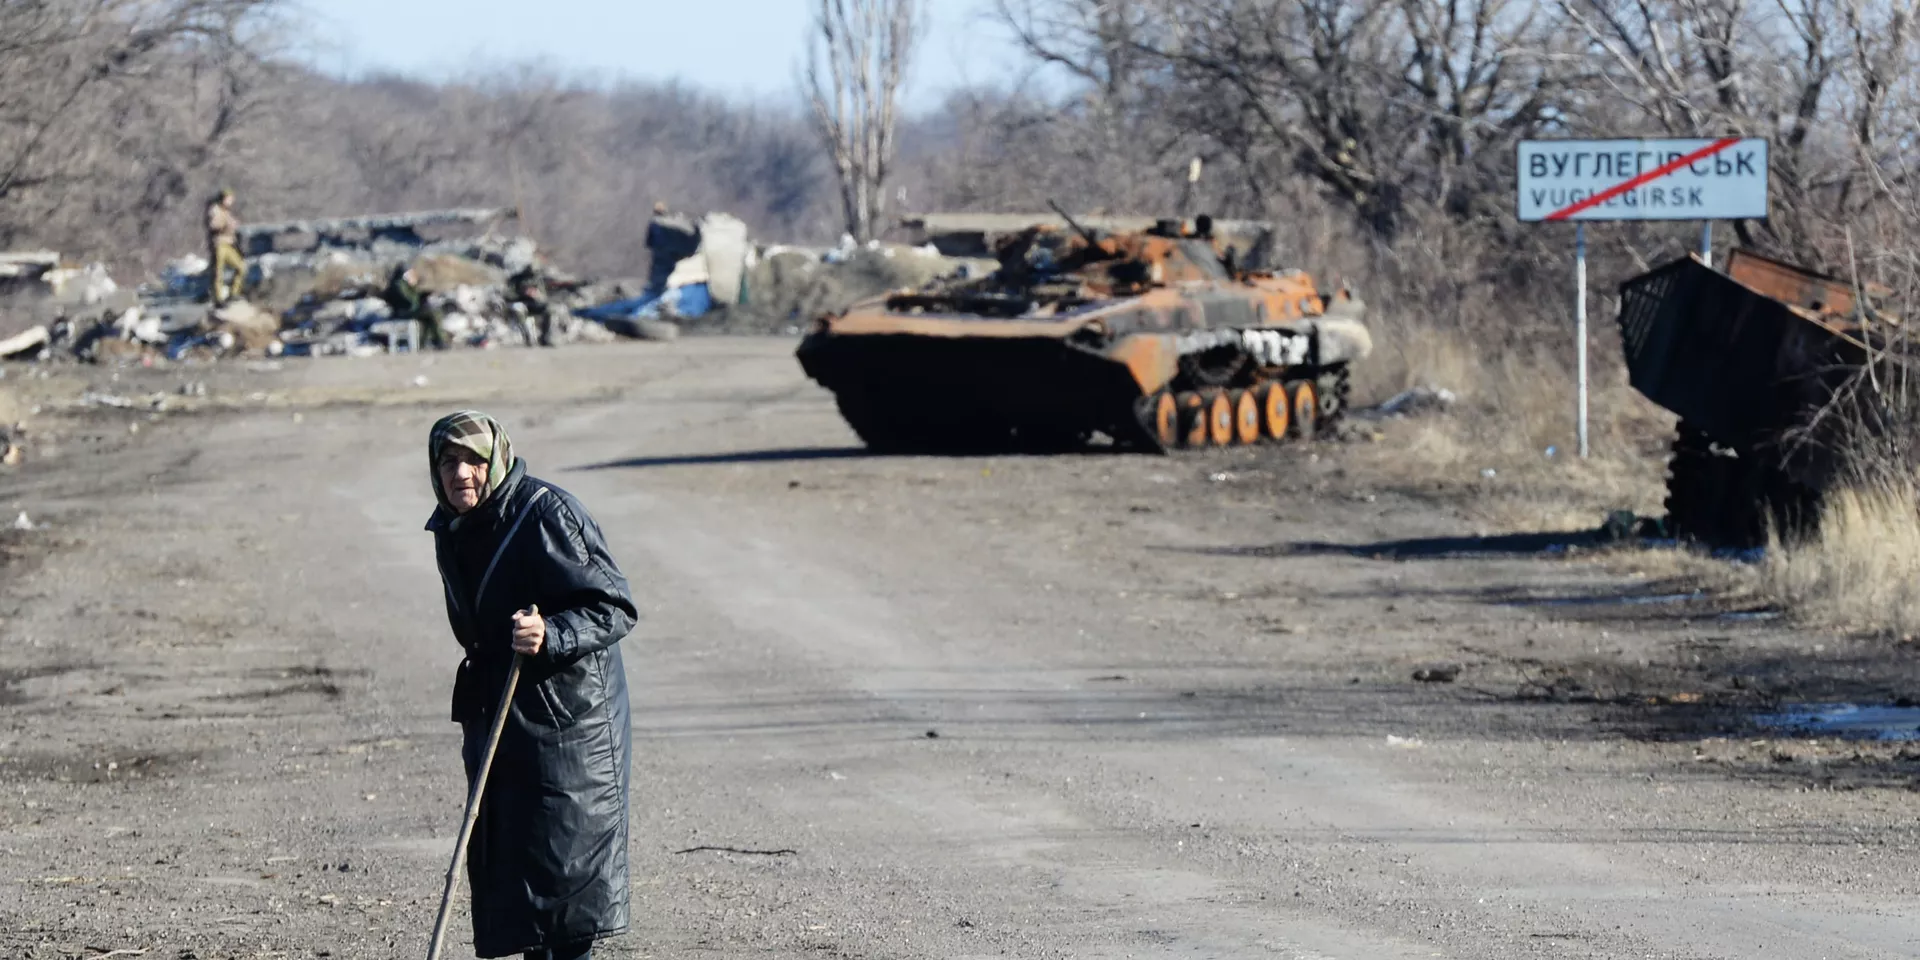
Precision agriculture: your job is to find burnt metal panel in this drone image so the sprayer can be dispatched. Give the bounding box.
[1617,254,1864,448]
[1174,240,1232,279]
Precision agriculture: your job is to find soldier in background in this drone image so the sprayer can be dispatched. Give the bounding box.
[205,189,246,306]
[506,264,560,347]
[381,263,449,350]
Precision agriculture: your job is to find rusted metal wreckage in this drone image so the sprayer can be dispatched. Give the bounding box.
[796,211,1372,454]
[1618,248,1904,547]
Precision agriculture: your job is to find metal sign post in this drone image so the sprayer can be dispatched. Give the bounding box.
[1575,223,1588,459]
[1517,137,1770,459]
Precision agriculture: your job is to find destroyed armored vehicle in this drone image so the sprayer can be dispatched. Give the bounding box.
[1617,248,1903,547]
[795,217,1373,454]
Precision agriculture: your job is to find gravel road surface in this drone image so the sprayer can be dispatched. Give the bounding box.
[2,339,1917,959]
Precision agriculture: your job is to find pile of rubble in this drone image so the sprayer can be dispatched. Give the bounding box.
[0,204,996,366]
[0,207,671,366]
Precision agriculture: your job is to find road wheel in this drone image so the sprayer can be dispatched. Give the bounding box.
[1178,391,1208,448]
[1149,391,1181,449]
[1257,383,1290,441]
[1289,381,1319,440]
[1230,389,1261,445]
[1205,390,1234,446]
[1316,367,1350,429]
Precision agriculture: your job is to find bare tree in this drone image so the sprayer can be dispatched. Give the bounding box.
[1130,0,1575,235]
[1557,0,1920,262]
[994,1,1200,214]
[804,0,922,242]
[0,0,284,258]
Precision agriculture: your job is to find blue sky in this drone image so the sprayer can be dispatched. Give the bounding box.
[299,0,1032,111]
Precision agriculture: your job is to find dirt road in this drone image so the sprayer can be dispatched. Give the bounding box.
[3,339,1918,959]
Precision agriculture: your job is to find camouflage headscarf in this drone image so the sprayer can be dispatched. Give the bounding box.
[428,410,517,514]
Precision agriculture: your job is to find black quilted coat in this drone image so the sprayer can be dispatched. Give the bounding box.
[428,459,637,958]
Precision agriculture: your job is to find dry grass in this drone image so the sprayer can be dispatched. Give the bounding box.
[1762,481,1920,637]
[1345,321,1677,533]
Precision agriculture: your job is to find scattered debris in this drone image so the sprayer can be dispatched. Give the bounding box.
[0,251,61,287]
[0,325,49,359]
[1598,509,1669,542]
[580,211,748,332]
[1,205,1000,372]
[1369,385,1457,418]
[5,207,651,367]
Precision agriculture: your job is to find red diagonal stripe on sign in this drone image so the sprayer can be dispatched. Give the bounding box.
[1545,137,1745,221]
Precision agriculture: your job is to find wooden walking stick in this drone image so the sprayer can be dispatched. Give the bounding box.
[426,652,524,960]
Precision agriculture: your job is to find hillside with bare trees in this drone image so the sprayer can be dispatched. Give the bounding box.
[10,0,1920,446]
[11,0,1917,307]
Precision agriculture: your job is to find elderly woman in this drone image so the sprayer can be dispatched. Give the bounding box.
[426,411,637,960]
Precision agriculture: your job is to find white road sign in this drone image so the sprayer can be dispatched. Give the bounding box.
[1517,138,1769,222]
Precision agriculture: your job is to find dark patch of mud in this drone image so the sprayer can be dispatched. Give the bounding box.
[209,663,362,701]
[210,679,344,702]
[245,663,363,681]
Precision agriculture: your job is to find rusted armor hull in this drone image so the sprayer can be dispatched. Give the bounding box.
[797,221,1372,455]
[797,332,1149,452]
[797,284,1369,453]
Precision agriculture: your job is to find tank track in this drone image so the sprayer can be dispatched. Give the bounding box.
[832,366,1352,457]
[1126,364,1352,454]
[1316,366,1352,433]
[1664,420,1819,548]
